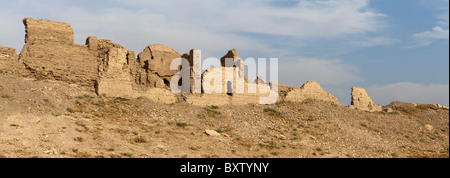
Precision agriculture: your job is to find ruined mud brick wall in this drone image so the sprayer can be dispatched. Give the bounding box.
[19,18,98,89]
[286,81,341,106]
[0,45,23,74]
[85,36,176,104]
[349,87,382,112]
[135,44,182,88]
[186,65,276,106]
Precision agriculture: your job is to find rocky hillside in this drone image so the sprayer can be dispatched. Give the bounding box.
[0,74,448,158]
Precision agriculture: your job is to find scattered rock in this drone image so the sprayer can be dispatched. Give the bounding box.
[205,129,221,137]
[276,135,287,140]
[425,124,434,132]
[383,108,394,113]
[43,149,57,155]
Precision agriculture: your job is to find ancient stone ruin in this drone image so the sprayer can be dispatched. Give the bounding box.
[185,48,277,106]
[0,17,388,109]
[285,81,341,106]
[0,45,20,74]
[349,87,382,112]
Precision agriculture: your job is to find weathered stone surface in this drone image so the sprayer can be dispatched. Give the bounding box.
[20,42,98,88]
[19,18,98,88]
[350,87,382,112]
[425,124,434,132]
[140,88,177,104]
[85,36,99,50]
[188,49,202,93]
[202,66,245,94]
[131,44,182,89]
[23,17,74,44]
[96,47,136,98]
[383,108,394,113]
[187,66,276,106]
[0,45,17,58]
[137,44,181,79]
[95,42,175,104]
[0,45,23,74]
[187,94,232,106]
[205,129,221,137]
[220,49,238,67]
[255,76,267,85]
[286,81,341,106]
[16,18,175,104]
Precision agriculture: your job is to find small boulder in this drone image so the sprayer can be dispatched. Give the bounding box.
[425,125,434,132]
[205,129,221,137]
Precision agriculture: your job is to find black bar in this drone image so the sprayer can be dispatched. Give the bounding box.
[1,158,448,177]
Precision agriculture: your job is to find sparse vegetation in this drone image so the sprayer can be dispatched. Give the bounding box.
[197,114,206,119]
[75,121,89,131]
[216,128,232,133]
[133,137,147,143]
[1,94,12,99]
[264,107,282,117]
[204,107,221,118]
[67,108,76,113]
[115,97,130,102]
[176,122,187,127]
[275,100,288,106]
[209,105,219,109]
[259,141,280,149]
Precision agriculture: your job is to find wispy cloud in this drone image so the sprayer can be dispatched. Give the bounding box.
[0,0,389,56]
[279,57,363,87]
[414,26,449,40]
[367,82,449,106]
[407,0,449,48]
[353,36,400,47]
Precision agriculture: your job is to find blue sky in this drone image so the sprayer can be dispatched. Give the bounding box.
[0,0,448,106]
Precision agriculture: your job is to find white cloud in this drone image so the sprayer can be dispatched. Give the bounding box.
[0,0,389,57]
[279,57,363,87]
[353,36,400,47]
[408,0,449,48]
[367,82,449,107]
[218,0,386,38]
[414,26,449,40]
[406,26,449,48]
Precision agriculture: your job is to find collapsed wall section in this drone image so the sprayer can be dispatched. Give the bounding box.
[349,87,382,112]
[135,44,182,88]
[286,81,341,106]
[19,18,98,89]
[0,45,24,74]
